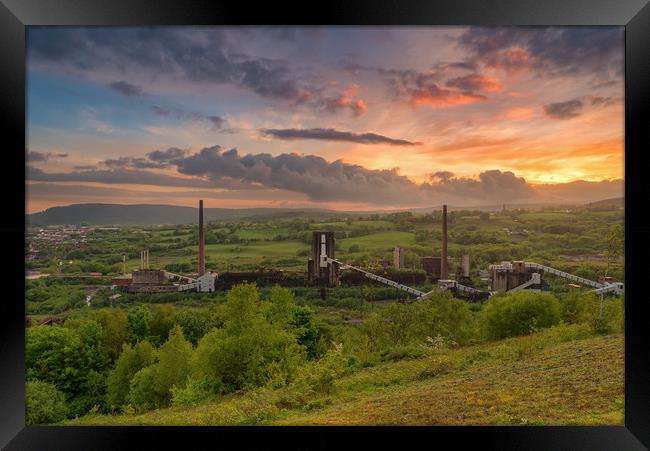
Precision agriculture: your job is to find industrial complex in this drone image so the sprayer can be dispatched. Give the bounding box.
[112,200,216,293]
[111,199,624,300]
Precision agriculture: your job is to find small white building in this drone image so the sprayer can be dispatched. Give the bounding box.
[197,272,216,292]
[179,272,216,292]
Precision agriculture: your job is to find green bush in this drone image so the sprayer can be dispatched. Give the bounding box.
[106,341,155,411]
[291,348,348,397]
[26,380,68,425]
[192,284,306,392]
[584,294,624,334]
[124,326,194,412]
[559,291,590,324]
[175,309,216,346]
[480,291,562,340]
[171,376,224,407]
[126,367,159,412]
[379,344,426,362]
[192,324,304,392]
[26,321,110,417]
[416,355,455,380]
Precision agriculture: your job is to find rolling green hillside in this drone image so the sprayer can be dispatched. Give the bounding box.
[64,326,623,426]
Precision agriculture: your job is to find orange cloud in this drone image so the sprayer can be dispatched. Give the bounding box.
[504,107,535,120]
[326,84,368,116]
[411,91,486,108]
[446,74,504,92]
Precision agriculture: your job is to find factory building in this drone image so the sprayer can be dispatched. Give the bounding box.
[132,269,166,285]
[488,261,544,291]
[421,256,442,280]
[455,254,473,286]
[127,268,176,293]
[309,231,339,287]
[114,199,217,294]
[422,204,449,282]
[111,275,132,287]
[393,247,405,269]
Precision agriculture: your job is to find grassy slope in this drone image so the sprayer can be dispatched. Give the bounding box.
[277,334,623,425]
[66,325,623,426]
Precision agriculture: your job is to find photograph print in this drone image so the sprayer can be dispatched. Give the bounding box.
[25,26,625,426]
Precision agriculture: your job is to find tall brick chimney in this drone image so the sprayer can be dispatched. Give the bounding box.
[198,199,205,276]
[441,204,448,279]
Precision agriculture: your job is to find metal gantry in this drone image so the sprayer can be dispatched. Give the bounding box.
[324,256,624,301]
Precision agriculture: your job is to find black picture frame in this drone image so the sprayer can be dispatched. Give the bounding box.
[2,0,649,449]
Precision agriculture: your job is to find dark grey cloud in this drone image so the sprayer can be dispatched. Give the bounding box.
[543,99,584,119]
[590,96,616,107]
[146,147,185,162]
[27,151,68,162]
[108,80,144,97]
[430,171,455,182]
[206,115,226,129]
[458,27,624,80]
[428,170,536,201]
[28,27,317,103]
[260,128,422,146]
[103,156,166,169]
[150,105,171,116]
[149,105,226,130]
[27,144,622,206]
[168,145,536,205]
[27,151,47,162]
[27,166,214,188]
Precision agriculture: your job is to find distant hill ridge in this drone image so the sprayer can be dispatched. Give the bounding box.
[26,203,342,226]
[27,198,624,226]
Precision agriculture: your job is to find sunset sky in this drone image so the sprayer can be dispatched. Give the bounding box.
[26,26,624,213]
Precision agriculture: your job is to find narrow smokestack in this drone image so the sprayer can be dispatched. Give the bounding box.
[441,205,448,279]
[198,199,205,276]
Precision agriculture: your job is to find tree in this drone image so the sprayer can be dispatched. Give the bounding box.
[26,380,68,425]
[127,305,150,343]
[264,285,295,328]
[125,326,193,411]
[148,304,176,346]
[175,309,215,346]
[95,308,129,361]
[153,325,193,406]
[192,284,306,392]
[26,320,110,417]
[480,291,561,340]
[605,224,624,275]
[106,341,155,411]
[222,283,261,335]
[289,306,326,360]
[126,367,158,412]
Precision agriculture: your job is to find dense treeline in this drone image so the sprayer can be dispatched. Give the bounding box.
[25,283,623,424]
